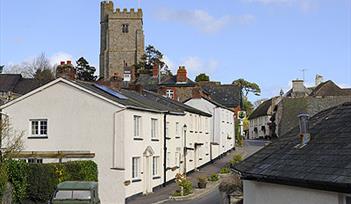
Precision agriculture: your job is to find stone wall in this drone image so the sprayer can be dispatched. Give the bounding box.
[100,1,144,79]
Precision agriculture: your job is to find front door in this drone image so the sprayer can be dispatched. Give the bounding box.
[143,155,152,194]
[143,146,155,194]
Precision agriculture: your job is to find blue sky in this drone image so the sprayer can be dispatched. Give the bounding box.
[1,0,350,101]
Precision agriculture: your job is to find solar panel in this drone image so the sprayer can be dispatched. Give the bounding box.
[93,84,129,99]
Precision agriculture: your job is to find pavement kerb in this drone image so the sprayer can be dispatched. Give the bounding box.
[152,177,224,204]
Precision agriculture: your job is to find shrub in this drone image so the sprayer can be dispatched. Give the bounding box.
[230,154,243,165]
[64,160,98,181]
[174,173,193,196]
[208,173,219,182]
[197,176,207,183]
[7,160,28,203]
[26,163,59,202]
[219,167,231,174]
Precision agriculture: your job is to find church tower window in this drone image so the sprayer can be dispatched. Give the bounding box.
[122,24,129,33]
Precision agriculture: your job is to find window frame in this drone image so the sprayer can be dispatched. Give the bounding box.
[133,115,142,139]
[151,118,158,139]
[152,156,159,176]
[132,157,140,179]
[165,89,174,99]
[28,158,43,164]
[29,119,48,138]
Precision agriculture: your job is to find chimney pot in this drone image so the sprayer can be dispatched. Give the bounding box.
[176,66,187,83]
[67,60,71,64]
[60,61,65,65]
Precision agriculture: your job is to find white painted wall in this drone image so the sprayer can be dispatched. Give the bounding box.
[243,180,341,204]
[248,115,271,139]
[2,80,165,204]
[2,81,126,204]
[122,109,164,198]
[185,98,235,158]
[1,80,217,203]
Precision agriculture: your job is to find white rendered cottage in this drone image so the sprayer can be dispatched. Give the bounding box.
[139,90,213,183]
[0,78,213,203]
[185,96,235,158]
[0,78,168,203]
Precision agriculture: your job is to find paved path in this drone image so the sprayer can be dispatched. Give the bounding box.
[127,140,268,204]
[127,149,236,204]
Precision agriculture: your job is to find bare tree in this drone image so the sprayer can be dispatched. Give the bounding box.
[3,53,55,81]
[0,115,24,161]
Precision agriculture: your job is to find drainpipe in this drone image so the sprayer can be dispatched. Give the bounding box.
[183,124,187,176]
[210,107,216,162]
[163,113,167,187]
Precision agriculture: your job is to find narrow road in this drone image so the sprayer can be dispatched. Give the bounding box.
[162,140,268,204]
[165,189,221,204]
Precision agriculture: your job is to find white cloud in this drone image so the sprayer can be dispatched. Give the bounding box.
[156,8,255,33]
[162,55,176,72]
[49,52,73,66]
[243,0,317,12]
[181,56,219,77]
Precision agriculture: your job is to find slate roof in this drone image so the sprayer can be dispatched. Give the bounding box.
[183,96,234,112]
[234,102,351,193]
[201,84,240,109]
[0,74,49,95]
[248,99,272,120]
[140,90,212,117]
[73,80,210,116]
[159,75,196,87]
[74,81,165,113]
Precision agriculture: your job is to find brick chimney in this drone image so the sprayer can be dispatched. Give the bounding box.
[176,66,187,83]
[56,60,76,80]
[152,63,159,79]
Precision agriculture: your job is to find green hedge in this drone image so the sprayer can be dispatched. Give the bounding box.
[0,163,8,198]
[7,160,28,203]
[5,160,98,203]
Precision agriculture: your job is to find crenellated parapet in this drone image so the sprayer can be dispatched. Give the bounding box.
[101,1,142,19]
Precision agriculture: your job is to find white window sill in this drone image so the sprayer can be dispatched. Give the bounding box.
[28,136,48,139]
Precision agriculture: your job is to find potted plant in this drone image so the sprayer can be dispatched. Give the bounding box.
[197,176,208,189]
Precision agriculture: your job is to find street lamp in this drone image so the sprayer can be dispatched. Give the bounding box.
[183,124,187,175]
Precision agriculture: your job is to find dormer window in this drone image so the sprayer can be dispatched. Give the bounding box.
[122,24,129,33]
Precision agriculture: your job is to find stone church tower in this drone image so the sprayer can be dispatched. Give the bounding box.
[99,1,144,80]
